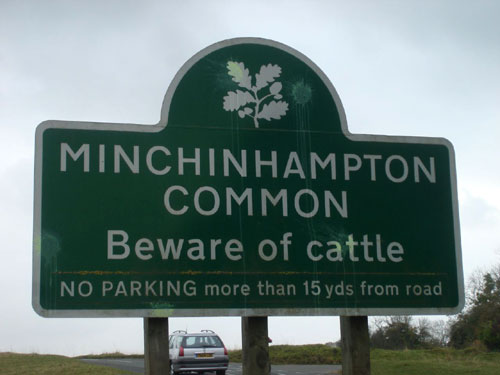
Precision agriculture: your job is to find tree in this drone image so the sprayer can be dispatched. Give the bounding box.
[427,319,450,347]
[449,265,500,350]
[369,316,443,350]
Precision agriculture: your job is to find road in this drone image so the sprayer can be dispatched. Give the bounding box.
[81,359,342,375]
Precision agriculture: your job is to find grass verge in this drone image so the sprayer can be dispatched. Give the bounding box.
[78,352,143,359]
[230,345,500,375]
[4,346,500,375]
[371,348,500,375]
[229,344,342,364]
[0,352,133,375]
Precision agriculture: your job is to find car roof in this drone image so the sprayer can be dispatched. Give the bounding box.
[171,330,218,336]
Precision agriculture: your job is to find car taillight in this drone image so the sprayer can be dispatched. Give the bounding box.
[224,345,228,355]
[179,346,184,357]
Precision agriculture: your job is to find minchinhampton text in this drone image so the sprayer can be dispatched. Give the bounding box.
[60,143,438,264]
[60,143,436,218]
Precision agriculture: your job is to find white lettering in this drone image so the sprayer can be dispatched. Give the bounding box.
[310,153,336,180]
[60,143,89,172]
[414,157,436,183]
[114,145,139,173]
[344,154,362,180]
[164,186,188,215]
[107,230,130,259]
[283,152,305,179]
[324,190,348,218]
[146,146,171,175]
[223,149,247,177]
[178,147,200,175]
[255,150,277,178]
[226,188,253,216]
[385,155,408,183]
[294,189,319,218]
[194,186,220,216]
[261,189,288,216]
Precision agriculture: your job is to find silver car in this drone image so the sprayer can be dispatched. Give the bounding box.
[169,330,229,375]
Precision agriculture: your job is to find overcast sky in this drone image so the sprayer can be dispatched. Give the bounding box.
[1,0,499,356]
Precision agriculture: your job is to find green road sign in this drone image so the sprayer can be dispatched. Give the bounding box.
[33,38,463,317]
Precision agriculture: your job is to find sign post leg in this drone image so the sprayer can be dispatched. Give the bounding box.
[340,316,370,375]
[242,316,270,375]
[144,317,170,375]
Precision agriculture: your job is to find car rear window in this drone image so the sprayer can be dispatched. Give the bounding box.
[182,335,223,348]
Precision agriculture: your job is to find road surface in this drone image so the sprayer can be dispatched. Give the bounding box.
[81,358,342,375]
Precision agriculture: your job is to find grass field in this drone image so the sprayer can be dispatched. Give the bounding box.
[2,346,500,374]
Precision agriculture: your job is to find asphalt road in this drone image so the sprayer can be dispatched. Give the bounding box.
[82,359,342,375]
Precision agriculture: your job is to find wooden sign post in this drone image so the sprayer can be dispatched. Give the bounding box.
[144,318,170,375]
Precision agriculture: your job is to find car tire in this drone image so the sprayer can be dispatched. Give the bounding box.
[216,371,226,375]
[170,363,178,375]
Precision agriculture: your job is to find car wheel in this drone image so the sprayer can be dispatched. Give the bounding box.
[216,371,226,375]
